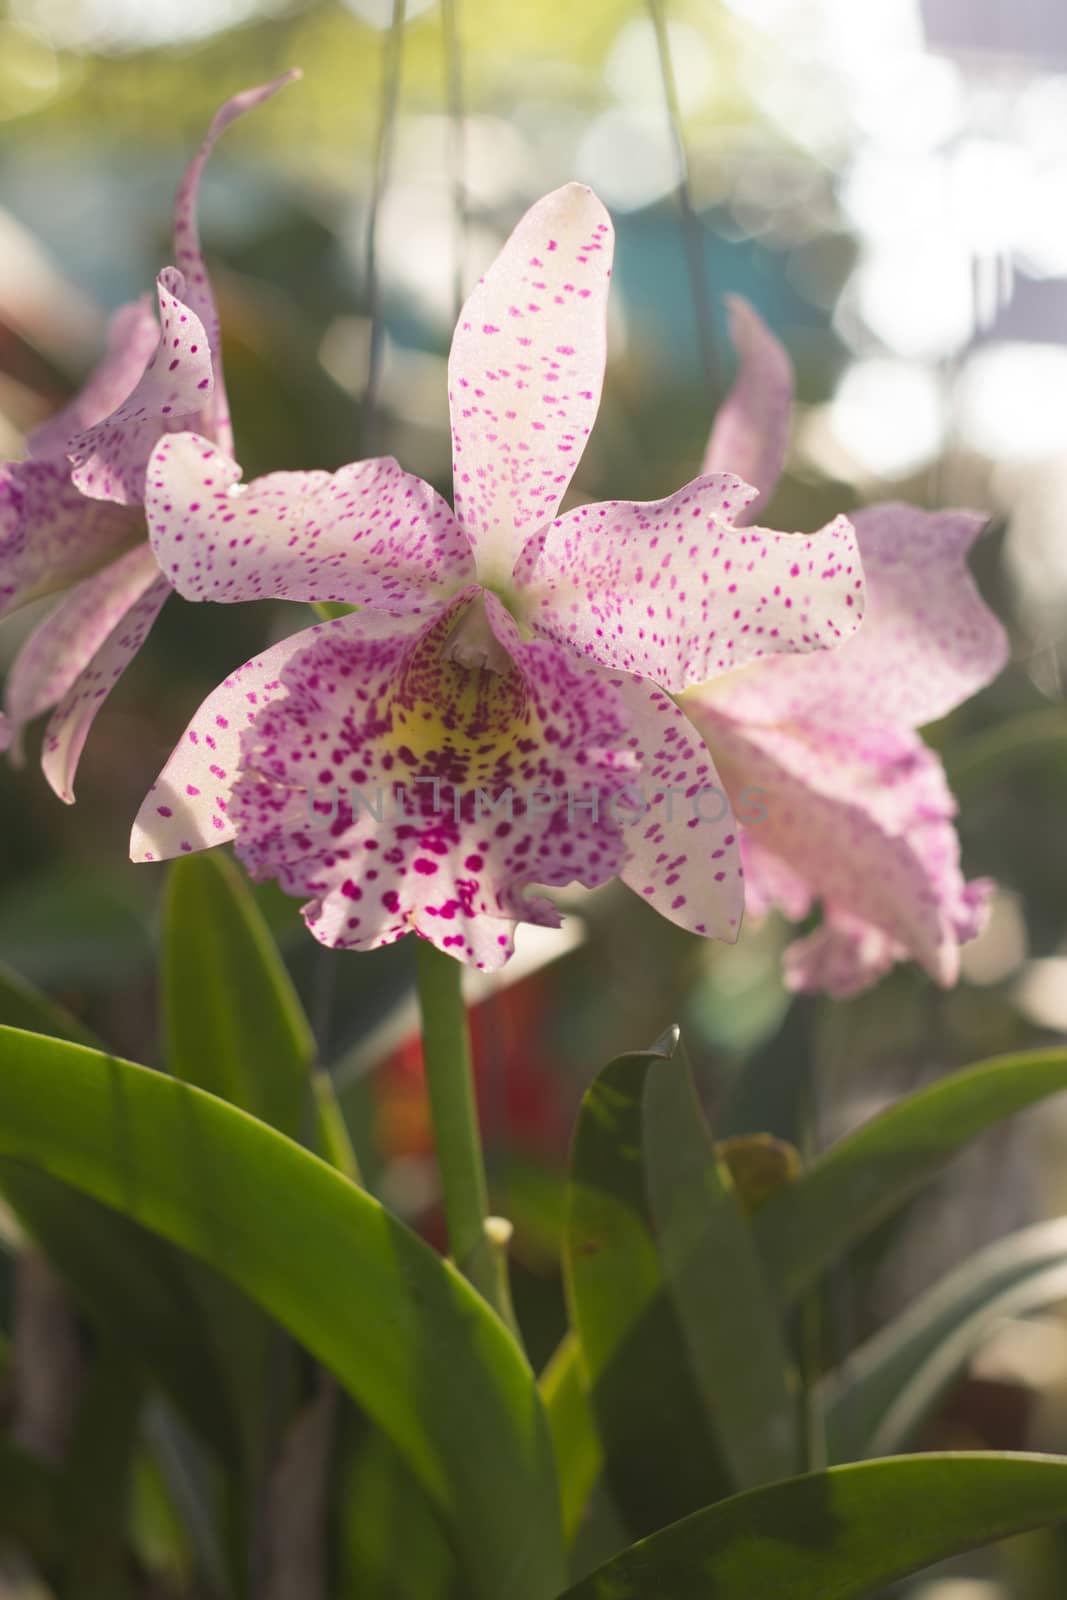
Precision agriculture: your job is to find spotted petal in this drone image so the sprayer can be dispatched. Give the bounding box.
[130,612,386,864]
[4,546,162,762]
[610,673,744,940]
[28,298,161,463]
[146,432,473,611]
[215,590,633,970]
[688,704,989,991]
[171,71,299,455]
[519,474,864,693]
[41,547,169,802]
[448,183,613,587]
[0,457,140,619]
[66,269,214,506]
[703,505,1008,730]
[701,295,793,524]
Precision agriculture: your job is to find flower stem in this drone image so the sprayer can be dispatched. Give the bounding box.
[413,938,519,1337]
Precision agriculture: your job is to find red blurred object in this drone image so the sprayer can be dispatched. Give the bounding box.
[375,968,573,1167]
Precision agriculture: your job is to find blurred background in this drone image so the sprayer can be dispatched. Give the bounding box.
[2,0,1067,1594]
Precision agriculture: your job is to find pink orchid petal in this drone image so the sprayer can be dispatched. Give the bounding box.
[611,673,744,940]
[129,611,396,864]
[520,474,864,692]
[782,912,902,997]
[705,504,1009,730]
[4,545,161,761]
[688,704,988,991]
[221,590,633,970]
[701,296,794,524]
[738,832,812,922]
[0,457,140,619]
[41,551,170,803]
[66,269,214,506]
[27,297,160,463]
[171,71,300,457]
[146,432,473,611]
[448,183,613,586]
[783,880,992,998]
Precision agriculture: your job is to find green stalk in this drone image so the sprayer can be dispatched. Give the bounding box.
[413,939,519,1338]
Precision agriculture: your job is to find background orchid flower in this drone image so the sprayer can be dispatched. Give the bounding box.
[0,72,297,799]
[683,297,1010,996]
[130,185,865,970]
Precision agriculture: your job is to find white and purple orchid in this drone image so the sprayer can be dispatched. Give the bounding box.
[130,185,865,970]
[683,297,1010,996]
[0,73,297,798]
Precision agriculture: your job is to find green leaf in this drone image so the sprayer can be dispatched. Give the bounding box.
[827,1218,1067,1461]
[162,853,318,1482]
[754,1050,1067,1306]
[336,1409,459,1600]
[564,1035,797,1540]
[642,1051,800,1488]
[560,1453,1067,1599]
[163,852,313,1137]
[0,1028,565,1600]
[539,1333,600,1548]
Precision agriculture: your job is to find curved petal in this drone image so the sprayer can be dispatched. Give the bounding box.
[703,505,1009,731]
[701,295,794,524]
[0,457,140,619]
[611,673,744,940]
[782,912,901,997]
[41,552,170,803]
[66,270,214,505]
[27,297,160,462]
[171,71,300,456]
[4,545,159,760]
[448,183,613,587]
[738,831,812,922]
[130,611,400,863]
[783,880,991,997]
[146,432,472,611]
[689,704,989,991]
[520,474,864,692]
[221,590,633,969]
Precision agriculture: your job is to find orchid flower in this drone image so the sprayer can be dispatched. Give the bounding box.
[130,185,865,970]
[0,73,297,798]
[682,297,1009,996]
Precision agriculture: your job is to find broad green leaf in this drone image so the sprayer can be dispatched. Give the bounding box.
[754,1050,1067,1306]
[564,1036,797,1539]
[540,1333,600,1547]
[642,1052,800,1487]
[561,1453,1067,1599]
[565,1041,729,1536]
[337,1409,459,1600]
[827,1217,1067,1462]
[0,1437,60,1569]
[0,1028,565,1600]
[163,852,313,1136]
[162,853,316,1481]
